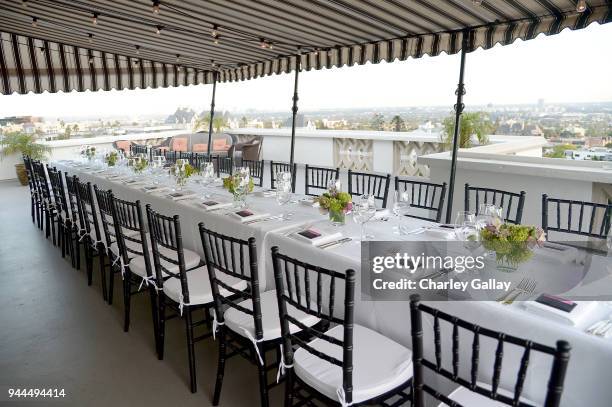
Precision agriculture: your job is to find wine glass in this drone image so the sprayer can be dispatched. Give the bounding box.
[353,194,376,241]
[454,211,478,241]
[392,190,411,235]
[276,179,294,220]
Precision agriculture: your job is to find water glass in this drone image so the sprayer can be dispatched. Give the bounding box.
[353,194,376,241]
[455,211,478,241]
[392,190,411,235]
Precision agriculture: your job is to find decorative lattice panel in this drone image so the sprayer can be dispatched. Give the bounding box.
[333,138,373,171]
[393,141,443,177]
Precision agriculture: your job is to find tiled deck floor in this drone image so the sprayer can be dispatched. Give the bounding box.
[0,180,282,406]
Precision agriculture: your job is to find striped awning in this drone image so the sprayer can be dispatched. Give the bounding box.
[0,0,610,95]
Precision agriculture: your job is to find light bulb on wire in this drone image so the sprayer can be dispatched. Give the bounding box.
[175,54,180,63]
[155,25,162,35]
[31,17,38,27]
[576,0,587,12]
[135,45,140,55]
[152,1,160,14]
[92,13,98,25]
[472,0,483,5]
[22,0,28,8]
[88,33,94,43]
[211,25,218,37]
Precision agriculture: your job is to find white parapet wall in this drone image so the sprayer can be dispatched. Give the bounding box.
[0,130,186,180]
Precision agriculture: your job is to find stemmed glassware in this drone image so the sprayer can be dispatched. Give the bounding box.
[392,190,411,235]
[353,194,376,241]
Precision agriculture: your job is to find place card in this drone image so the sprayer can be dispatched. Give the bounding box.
[229,209,271,223]
[166,190,197,201]
[200,200,232,211]
[142,185,169,193]
[293,228,343,246]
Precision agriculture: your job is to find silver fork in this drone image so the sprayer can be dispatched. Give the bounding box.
[496,278,529,302]
[503,279,537,305]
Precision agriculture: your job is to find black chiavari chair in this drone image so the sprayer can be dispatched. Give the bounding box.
[23,156,38,225]
[179,151,193,163]
[199,225,320,407]
[145,205,212,393]
[94,186,119,304]
[217,156,233,177]
[48,167,72,259]
[409,295,571,407]
[32,161,57,243]
[305,165,339,197]
[465,184,526,225]
[109,196,161,352]
[240,159,265,187]
[131,143,148,157]
[65,174,84,270]
[395,177,447,223]
[191,152,215,169]
[164,150,178,164]
[75,180,104,291]
[542,194,611,241]
[272,248,413,406]
[347,169,391,208]
[270,161,297,192]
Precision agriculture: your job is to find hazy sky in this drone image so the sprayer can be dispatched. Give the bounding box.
[1,22,611,119]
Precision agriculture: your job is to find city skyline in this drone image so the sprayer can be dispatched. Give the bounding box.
[0,22,611,119]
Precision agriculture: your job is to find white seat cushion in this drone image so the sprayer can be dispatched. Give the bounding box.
[109,232,150,257]
[163,266,248,306]
[294,324,413,405]
[128,246,201,278]
[441,383,536,407]
[224,290,320,341]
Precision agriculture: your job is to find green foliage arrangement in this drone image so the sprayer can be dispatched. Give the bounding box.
[0,131,50,161]
[81,146,96,160]
[480,223,546,267]
[442,112,493,148]
[132,157,148,173]
[223,174,254,194]
[314,191,353,213]
[105,151,118,166]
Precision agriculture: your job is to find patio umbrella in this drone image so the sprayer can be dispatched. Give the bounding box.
[1,0,609,217]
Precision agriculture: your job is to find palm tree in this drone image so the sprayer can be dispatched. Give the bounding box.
[390,115,405,132]
[370,113,385,131]
[442,112,493,148]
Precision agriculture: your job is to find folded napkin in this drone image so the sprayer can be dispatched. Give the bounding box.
[229,209,271,223]
[293,228,343,247]
[122,178,147,186]
[254,189,276,198]
[142,185,169,193]
[166,190,197,201]
[298,197,316,207]
[200,200,233,211]
[372,209,390,220]
[523,298,599,327]
[423,227,456,240]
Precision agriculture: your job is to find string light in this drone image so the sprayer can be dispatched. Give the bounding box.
[213,35,219,45]
[31,17,38,27]
[22,0,28,7]
[175,54,180,63]
[155,25,163,35]
[152,1,160,14]
[576,0,587,12]
[135,45,140,55]
[92,13,98,25]
[88,33,94,43]
[472,0,483,5]
[260,38,267,48]
[211,25,218,37]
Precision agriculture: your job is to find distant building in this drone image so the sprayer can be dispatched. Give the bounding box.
[565,147,612,161]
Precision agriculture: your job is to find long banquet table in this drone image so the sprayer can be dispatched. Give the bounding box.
[55,160,612,407]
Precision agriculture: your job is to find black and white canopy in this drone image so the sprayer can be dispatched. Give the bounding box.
[0,0,610,94]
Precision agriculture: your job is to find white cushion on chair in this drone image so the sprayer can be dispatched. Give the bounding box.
[109,232,150,257]
[163,266,248,306]
[224,290,320,341]
[441,383,536,407]
[128,246,201,278]
[294,324,413,405]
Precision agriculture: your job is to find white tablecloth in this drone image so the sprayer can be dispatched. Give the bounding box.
[56,161,612,407]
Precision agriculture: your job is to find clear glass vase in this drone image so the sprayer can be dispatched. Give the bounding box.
[329,209,346,226]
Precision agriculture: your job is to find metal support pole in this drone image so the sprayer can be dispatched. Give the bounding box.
[445,31,469,224]
[289,53,300,168]
[206,71,217,157]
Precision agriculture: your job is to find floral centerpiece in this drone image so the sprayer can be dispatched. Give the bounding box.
[81,146,96,161]
[480,222,546,271]
[223,168,253,208]
[132,156,149,174]
[171,160,197,187]
[314,186,352,226]
[105,151,118,166]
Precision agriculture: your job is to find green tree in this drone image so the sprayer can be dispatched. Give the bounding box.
[370,113,385,131]
[544,144,577,158]
[390,115,405,132]
[442,112,492,148]
[240,116,248,127]
[72,124,79,133]
[0,131,50,160]
[193,114,228,133]
[605,142,612,148]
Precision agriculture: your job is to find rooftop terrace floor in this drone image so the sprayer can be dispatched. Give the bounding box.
[0,180,280,406]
